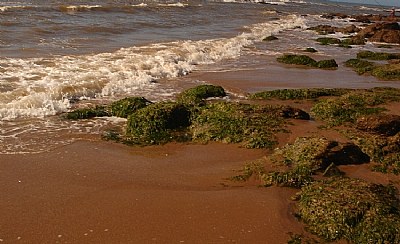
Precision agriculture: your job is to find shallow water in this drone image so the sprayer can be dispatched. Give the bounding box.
[0,0,398,153]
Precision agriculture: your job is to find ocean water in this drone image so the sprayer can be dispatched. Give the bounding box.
[0,0,398,153]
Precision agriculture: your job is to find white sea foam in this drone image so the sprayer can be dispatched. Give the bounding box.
[0,5,27,11]
[0,15,306,120]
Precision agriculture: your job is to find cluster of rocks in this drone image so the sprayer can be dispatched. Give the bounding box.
[311,13,400,44]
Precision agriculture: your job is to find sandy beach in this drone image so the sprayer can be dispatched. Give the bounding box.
[2,53,400,243]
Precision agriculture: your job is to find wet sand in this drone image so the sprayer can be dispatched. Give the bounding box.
[0,141,303,243]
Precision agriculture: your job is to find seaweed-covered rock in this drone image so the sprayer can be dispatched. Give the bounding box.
[357,114,400,136]
[65,106,108,120]
[344,58,375,75]
[316,59,338,69]
[126,102,191,144]
[277,54,317,66]
[265,137,367,188]
[109,97,152,118]
[250,88,350,100]
[177,84,226,105]
[372,63,400,80]
[315,37,341,45]
[277,54,337,69]
[296,177,400,243]
[190,102,287,149]
[340,37,366,46]
[357,50,400,60]
[311,91,385,126]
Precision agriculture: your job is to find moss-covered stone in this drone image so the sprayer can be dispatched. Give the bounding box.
[125,102,191,145]
[277,54,338,69]
[265,137,367,187]
[296,177,400,243]
[357,50,400,60]
[65,106,108,120]
[315,37,341,45]
[344,58,375,75]
[190,102,290,149]
[371,63,400,80]
[311,91,385,126]
[316,59,338,69]
[277,54,317,67]
[250,88,350,100]
[177,84,226,105]
[109,97,152,118]
[341,37,366,46]
[347,130,400,174]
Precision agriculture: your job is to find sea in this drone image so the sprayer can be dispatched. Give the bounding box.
[0,0,399,154]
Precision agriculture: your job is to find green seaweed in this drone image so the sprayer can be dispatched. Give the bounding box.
[109,97,151,118]
[315,59,338,69]
[344,58,376,75]
[296,177,400,243]
[277,54,338,69]
[177,84,226,105]
[125,102,191,145]
[357,51,400,60]
[277,54,318,67]
[315,37,341,45]
[347,131,400,175]
[371,63,400,80]
[190,102,287,149]
[65,105,108,120]
[250,88,350,100]
[311,91,386,126]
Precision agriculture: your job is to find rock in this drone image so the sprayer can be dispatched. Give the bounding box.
[357,22,400,40]
[319,142,370,168]
[308,25,336,34]
[357,114,400,136]
[308,24,359,35]
[263,35,279,41]
[278,106,310,120]
[369,29,400,44]
[337,24,360,34]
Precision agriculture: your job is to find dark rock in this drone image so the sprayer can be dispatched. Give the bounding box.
[357,114,400,136]
[263,35,279,41]
[319,142,370,168]
[278,106,310,120]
